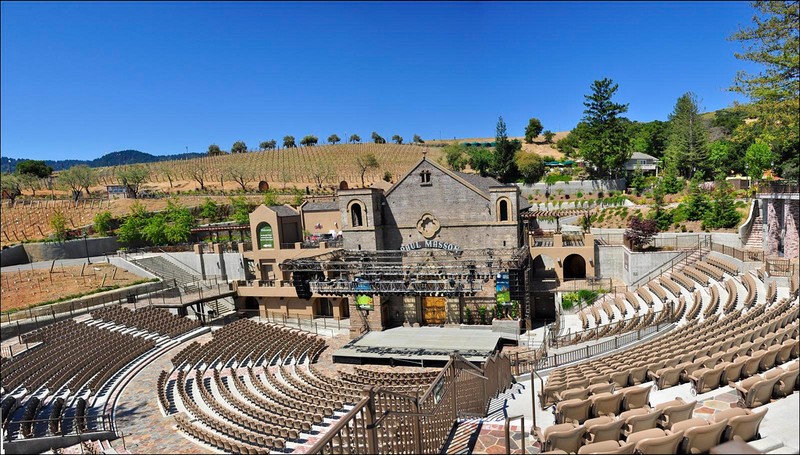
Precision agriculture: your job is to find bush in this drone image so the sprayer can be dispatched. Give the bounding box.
[576,191,584,198]
[93,211,113,236]
[545,173,572,185]
[465,307,474,324]
[478,306,487,325]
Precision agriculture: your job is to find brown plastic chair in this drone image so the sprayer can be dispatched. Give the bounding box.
[577,440,636,454]
[712,407,768,443]
[619,407,662,436]
[655,398,697,429]
[590,392,623,418]
[689,367,725,395]
[733,375,780,408]
[584,416,626,443]
[672,418,728,454]
[588,382,615,396]
[718,360,745,385]
[759,345,782,372]
[620,385,651,411]
[632,429,685,454]
[651,366,683,390]
[555,387,590,402]
[743,351,766,377]
[555,398,592,424]
[535,422,586,453]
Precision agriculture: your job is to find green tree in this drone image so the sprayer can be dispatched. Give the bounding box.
[116,164,150,198]
[660,163,684,194]
[356,153,380,187]
[683,175,710,221]
[160,200,195,244]
[543,130,555,144]
[310,160,335,188]
[444,143,468,171]
[515,152,545,184]
[300,135,318,146]
[371,132,386,144]
[283,136,296,148]
[467,147,493,176]
[704,178,741,229]
[93,211,114,236]
[1,173,22,203]
[263,190,279,206]
[524,118,544,143]
[712,108,747,135]
[229,196,254,225]
[491,116,519,182]
[260,140,277,150]
[413,134,424,144]
[630,164,647,196]
[744,141,775,181]
[227,160,256,191]
[629,120,669,158]
[58,165,96,199]
[665,92,709,178]
[327,134,341,145]
[349,134,361,143]
[391,134,403,144]
[708,140,733,179]
[231,141,248,154]
[555,124,586,158]
[50,209,69,242]
[118,202,149,246]
[17,172,41,197]
[199,198,220,221]
[578,78,631,177]
[15,160,53,178]
[207,144,223,156]
[649,185,672,231]
[729,1,799,180]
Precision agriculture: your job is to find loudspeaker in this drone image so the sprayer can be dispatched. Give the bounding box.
[509,267,525,301]
[293,272,312,300]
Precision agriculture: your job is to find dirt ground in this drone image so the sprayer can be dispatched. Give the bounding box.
[0,263,144,312]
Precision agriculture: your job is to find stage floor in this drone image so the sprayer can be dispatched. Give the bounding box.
[332,326,511,367]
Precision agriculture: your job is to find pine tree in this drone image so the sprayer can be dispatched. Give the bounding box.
[683,174,710,221]
[578,78,631,178]
[665,92,709,179]
[491,117,519,182]
[704,178,741,229]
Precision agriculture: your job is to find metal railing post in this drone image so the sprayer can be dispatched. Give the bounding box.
[363,387,379,454]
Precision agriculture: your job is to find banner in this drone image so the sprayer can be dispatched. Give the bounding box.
[496,271,510,304]
[355,294,374,310]
[257,223,274,249]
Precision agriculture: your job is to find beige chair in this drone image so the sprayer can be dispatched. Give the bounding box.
[629,365,650,386]
[534,422,586,453]
[672,418,728,454]
[610,370,630,388]
[540,381,567,409]
[718,360,745,385]
[555,387,590,402]
[759,345,782,372]
[743,351,766,377]
[619,407,662,436]
[773,368,799,398]
[555,398,592,424]
[619,385,651,412]
[577,440,635,454]
[689,367,725,395]
[584,416,625,443]
[651,366,683,390]
[655,398,697,429]
[712,407,768,443]
[588,382,615,396]
[630,429,685,455]
[788,361,800,390]
[590,392,623,418]
[732,375,781,408]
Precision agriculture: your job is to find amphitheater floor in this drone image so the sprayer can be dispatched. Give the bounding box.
[112,333,216,454]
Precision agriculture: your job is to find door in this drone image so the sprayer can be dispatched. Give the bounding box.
[423,296,447,325]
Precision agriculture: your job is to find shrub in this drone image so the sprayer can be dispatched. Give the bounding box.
[465,307,474,324]
[576,191,584,198]
[478,306,487,325]
[93,211,113,236]
[494,302,505,319]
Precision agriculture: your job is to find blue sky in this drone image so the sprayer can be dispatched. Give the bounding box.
[1,1,760,161]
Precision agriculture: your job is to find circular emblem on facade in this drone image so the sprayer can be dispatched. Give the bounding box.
[416,213,441,239]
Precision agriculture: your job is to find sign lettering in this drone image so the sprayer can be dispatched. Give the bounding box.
[399,240,461,253]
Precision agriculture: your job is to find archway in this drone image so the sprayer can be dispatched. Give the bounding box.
[349,201,364,227]
[498,199,509,222]
[339,181,349,190]
[258,181,270,192]
[563,254,587,279]
[244,297,259,312]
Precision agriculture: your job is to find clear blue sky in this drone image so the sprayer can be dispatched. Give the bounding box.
[1,1,761,161]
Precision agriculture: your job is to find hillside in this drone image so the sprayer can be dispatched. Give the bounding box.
[1,149,205,173]
[425,132,569,161]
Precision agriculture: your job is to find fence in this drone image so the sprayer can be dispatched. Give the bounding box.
[766,258,799,277]
[4,412,113,443]
[710,241,764,262]
[594,233,707,250]
[307,351,512,454]
[235,308,348,334]
[550,307,671,348]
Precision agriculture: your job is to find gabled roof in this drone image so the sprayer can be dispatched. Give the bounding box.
[302,201,338,212]
[267,205,299,217]
[628,152,658,161]
[384,156,492,200]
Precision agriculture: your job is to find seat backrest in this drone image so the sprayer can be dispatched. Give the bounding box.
[745,377,781,407]
[728,408,768,442]
[592,392,623,417]
[589,418,626,443]
[663,400,697,428]
[558,399,592,424]
[547,425,586,453]
[722,361,745,384]
[621,386,651,411]
[776,369,800,396]
[626,409,663,434]
[685,418,727,453]
[698,367,725,393]
[634,429,684,455]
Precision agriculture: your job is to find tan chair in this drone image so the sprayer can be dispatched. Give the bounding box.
[689,367,725,395]
[629,365,650,386]
[759,345,782,372]
[555,398,592,424]
[743,351,766,377]
[673,418,728,454]
[773,368,799,398]
[590,392,623,418]
[577,440,635,454]
[619,407,662,436]
[588,382,615,396]
[651,366,683,390]
[555,387,590,402]
[718,360,745,385]
[712,407,768,443]
[584,416,625,443]
[610,370,630,388]
[777,340,795,364]
[534,422,586,453]
[655,398,697,429]
[630,429,685,455]
[620,385,651,411]
[540,381,567,409]
[732,375,780,408]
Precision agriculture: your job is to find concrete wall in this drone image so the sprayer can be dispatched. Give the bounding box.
[167,251,245,280]
[624,248,682,285]
[596,245,625,281]
[517,179,626,197]
[0,237,120,266]
[0,244,28,267]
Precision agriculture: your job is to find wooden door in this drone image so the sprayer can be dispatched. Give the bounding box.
[423,297,447,325]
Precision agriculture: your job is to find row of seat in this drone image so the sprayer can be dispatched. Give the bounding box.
[731,360,800,408]
[173,412,269,455]
[91,305,200,338]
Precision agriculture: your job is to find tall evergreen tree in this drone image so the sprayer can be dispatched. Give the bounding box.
[578,78,631,178]
[491,117,519,182]
[665,92,709,178]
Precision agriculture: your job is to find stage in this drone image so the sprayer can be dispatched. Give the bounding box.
[332,326,515,367]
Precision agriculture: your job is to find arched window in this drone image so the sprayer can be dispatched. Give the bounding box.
[498,199,509,222]
[256,222,274,249]
[349,201,364,227]
[420,170,431,185]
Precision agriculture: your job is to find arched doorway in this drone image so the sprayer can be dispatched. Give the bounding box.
[244,297,259,314]
[258,181,270,192]
[339,181,349,190]
[563,254,587,279]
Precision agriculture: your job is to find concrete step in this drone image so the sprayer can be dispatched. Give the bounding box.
[767,446,800,454]
[750,437,785,453]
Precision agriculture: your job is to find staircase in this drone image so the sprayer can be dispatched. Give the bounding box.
[132,256,199,287]
[745,216,764,250]
[443,383,526,454]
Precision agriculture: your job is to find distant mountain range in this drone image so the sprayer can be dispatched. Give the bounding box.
[1,150,205,173]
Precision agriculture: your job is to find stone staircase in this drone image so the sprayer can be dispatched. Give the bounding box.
[745,216,764,250]
[132,256,199,287]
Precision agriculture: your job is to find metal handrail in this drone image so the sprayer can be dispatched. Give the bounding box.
[504,415,525,455]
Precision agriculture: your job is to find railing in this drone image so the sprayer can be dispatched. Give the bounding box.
[627,236,710,291]
[504,415,526,455]
[757,181,799,194]
[710,241,764,262]
[766,258,799,277]
[236,308,348,334]
[551,307,671,348]
[307,351,512,454]
[4,412,114,442]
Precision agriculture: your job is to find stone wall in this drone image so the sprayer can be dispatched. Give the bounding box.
[516,178,626,197]
[0,244,27,267]
[0,237,120,266]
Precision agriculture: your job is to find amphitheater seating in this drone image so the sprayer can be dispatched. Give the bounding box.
[668,418,727,455]
[706,256,739,276]
[91,306,200,338]
[627,428,684,454]
[711,408,768,443]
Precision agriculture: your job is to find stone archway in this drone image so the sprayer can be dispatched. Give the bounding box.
[258,181,270,192]
[339,181,349,190]
[563,254,587,279]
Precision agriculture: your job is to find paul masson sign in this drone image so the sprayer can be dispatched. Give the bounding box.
[399,240,461,253]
